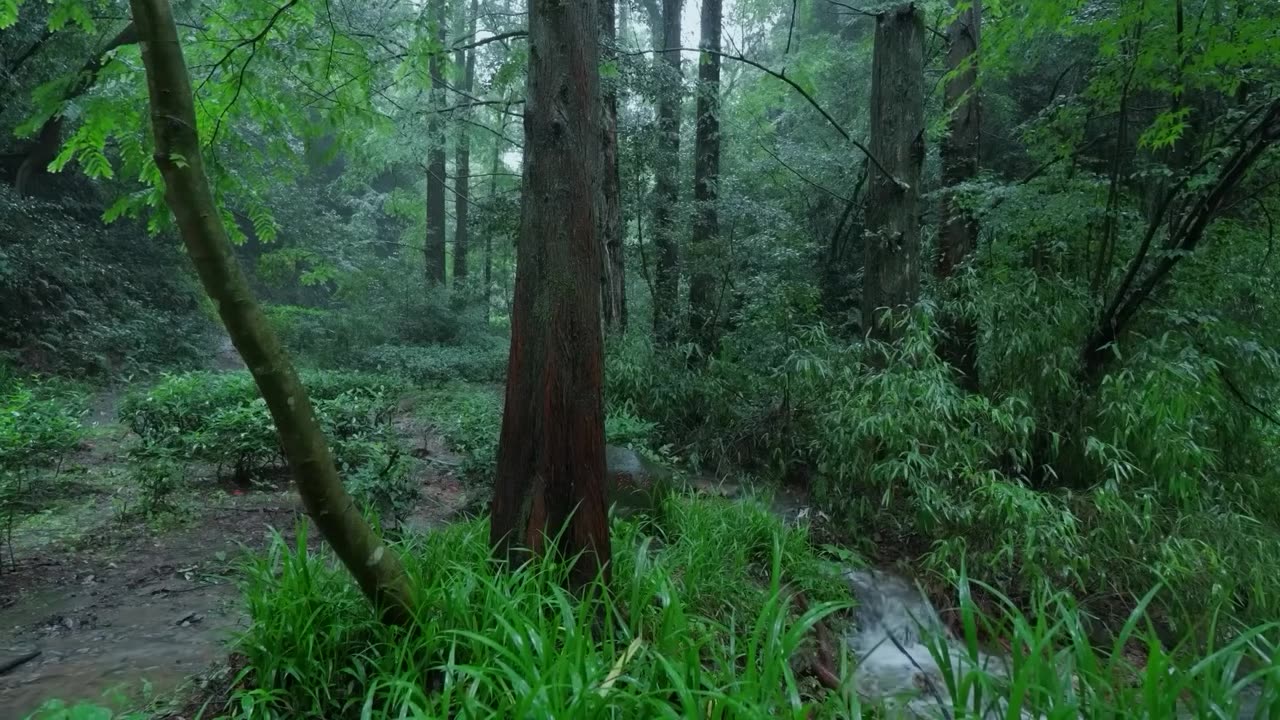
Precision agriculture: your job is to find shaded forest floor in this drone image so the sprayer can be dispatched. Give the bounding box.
[0,382,473,718]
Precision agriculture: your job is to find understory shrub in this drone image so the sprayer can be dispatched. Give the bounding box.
[0,185,213,375]
[418,383,662,483]
[1,378,86,569]
[605,311,1280,630]
[361,339,508,384]
[119,371,416,513]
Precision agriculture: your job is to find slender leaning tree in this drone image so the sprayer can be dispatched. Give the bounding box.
[127,0,414,624]
[488,0,612,586]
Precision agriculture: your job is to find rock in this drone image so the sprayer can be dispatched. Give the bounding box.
[841,568,1036,720]
[605,445,673,516]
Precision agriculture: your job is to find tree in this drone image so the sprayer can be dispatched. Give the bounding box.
[936,0,981,387]
[125,0,414,624]
[14,23,137,195]
[425,1,448,286]
[862,4,924,345]
[454,0,478,284]
[652,0,682,344]
[687,0,722,352]
[600,0,626,332]
[489,0,611,587]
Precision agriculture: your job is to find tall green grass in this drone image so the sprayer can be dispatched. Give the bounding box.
[214,498,1278,719]
[227,497,853,719]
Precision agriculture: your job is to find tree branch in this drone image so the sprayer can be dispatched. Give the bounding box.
[624,45,904,188]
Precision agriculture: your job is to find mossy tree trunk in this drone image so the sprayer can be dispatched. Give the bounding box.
[862,4,924,345]
[127,0,414,625]
[937,0,981,388]
[489,0,611,588]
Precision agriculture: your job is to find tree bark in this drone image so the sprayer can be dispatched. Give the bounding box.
[651,0,682,344]
[687,0,722,352]
[862,4,924,346]
[936,0,981,388]
[600,0,627,333]
[454,0,478,284]
[489,0,611,587]
[425,1,448,286]
[126,0,414,624]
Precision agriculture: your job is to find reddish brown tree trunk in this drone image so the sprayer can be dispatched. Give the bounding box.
[937,0,981,388]
[600,0,627,332]
[489,0,611,587]
[687,0,722,352]
[862,4,924,346]
[425,1,448,285]
[651,0,682,344]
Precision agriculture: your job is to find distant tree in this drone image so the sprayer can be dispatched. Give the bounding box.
[425,0,448,286]
[125,0,414,624]
[687,0,722,352]
[489,0,611,587]
[600,0,626,332]
[937,0,982,388]
[862,4,924,346]
[454,0,478,285]
[651,0,682,344]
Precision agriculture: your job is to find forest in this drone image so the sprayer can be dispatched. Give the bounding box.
[1,0,1279,717]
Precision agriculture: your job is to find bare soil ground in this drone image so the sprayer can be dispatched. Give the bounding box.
[0,383,469,718]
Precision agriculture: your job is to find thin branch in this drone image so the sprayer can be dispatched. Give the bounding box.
[624,46,904,188]
[198,0,299,94]
[825,0,876,18]
[449,29,527,52]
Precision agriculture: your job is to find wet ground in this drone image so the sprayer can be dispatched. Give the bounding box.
[0,380,470,718]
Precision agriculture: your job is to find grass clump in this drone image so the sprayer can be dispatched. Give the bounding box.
[228,496,852,719]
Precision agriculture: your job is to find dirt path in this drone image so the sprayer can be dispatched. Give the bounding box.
[0,380,469,718]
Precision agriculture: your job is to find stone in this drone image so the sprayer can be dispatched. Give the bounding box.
[605,445,673,516]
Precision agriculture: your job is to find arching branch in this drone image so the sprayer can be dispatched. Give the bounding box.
[624,45,905,189]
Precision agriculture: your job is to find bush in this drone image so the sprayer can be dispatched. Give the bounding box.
[418,384,665,484]
[119,370,410,486]
[0,185,213,375]
[605,314,1280,631]
[361,339,508,384]
[231,497,852,718]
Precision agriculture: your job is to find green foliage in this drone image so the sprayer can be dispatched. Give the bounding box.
[230,498,851,718]
[0,186,213,375]
[0,380,86,470]
[418,383,666,484]
[361,340,507,384]
[119,371,411,500]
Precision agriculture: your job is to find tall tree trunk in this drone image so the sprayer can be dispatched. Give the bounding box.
[687,0,722,352]
[651,0,682,344]
[126,0,414,624]
[454,0,478,284]
[600,0,627,333]
[862,4,924,346]
[15,23,138,195]
[484,107,504,324]
[489,0,611,587]
[936,0,981,388]
[425,2,448,286]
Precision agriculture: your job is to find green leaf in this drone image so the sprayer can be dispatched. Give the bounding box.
[0,0,19,30]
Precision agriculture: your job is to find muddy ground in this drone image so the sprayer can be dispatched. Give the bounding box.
[0,384,470,718]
